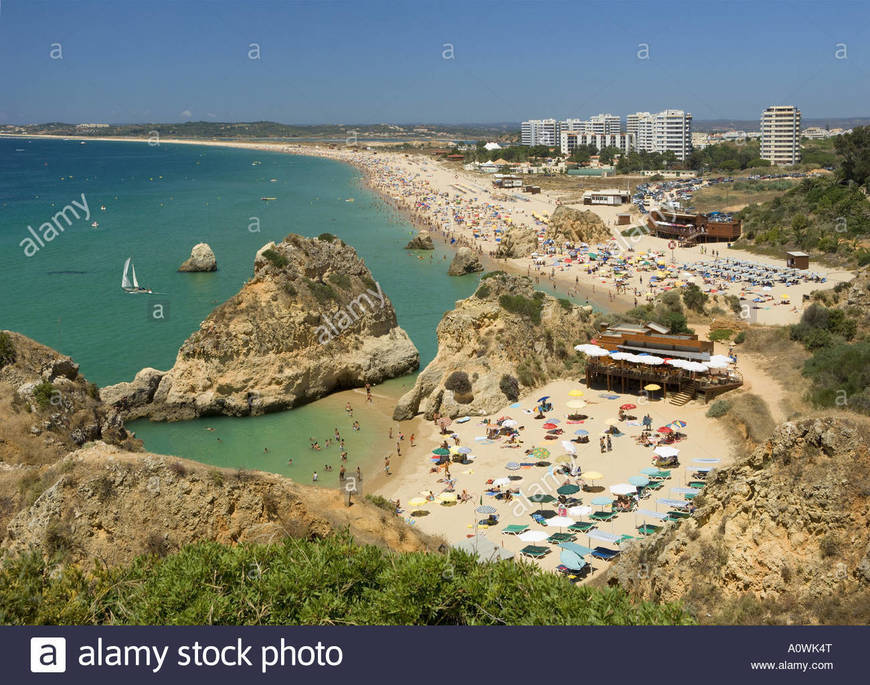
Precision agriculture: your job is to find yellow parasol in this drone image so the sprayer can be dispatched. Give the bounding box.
[583,471,604,481]
[568,389,585,397]
[437,492,457,503]
[553,454,574,464]
[408,497,428,507]
[566,400,587,410]
[644,384,661,391]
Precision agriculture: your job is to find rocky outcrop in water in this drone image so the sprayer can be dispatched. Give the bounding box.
[1,443,438,567]
[178,242,217,272]
[393,272,597,420]
[405,230,434,250]
[447,247,483,276]
[103,234,419,421]
[603,417,870,624]
[0,331,140,466]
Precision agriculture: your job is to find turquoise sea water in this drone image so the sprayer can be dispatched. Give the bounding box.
[0,137,476,482]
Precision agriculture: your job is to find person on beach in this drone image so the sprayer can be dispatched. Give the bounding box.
[600,436,606,453]
[384,456,391,475]
[396,441,401,456]
[606,434,612,452]
[365,383,372,402]
[339,465,346,480]
[388,427,393,439]
[356,466,362,481]
[345,402,353,416]
[312,471,318,482]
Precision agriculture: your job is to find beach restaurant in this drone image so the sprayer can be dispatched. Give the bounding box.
[578,324,742,402]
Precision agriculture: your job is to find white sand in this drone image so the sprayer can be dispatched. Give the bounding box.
[378,377,735,580]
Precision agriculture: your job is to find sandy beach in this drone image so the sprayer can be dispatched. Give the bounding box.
[377,375,735,580]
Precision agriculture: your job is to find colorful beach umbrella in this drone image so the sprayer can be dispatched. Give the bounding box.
[574,429,589,436]
[591,496,613,506]
[620,403,637,410]
[530,447,550,459]
[432,448,450,456]
[476,505,497,514]
[408,497,428,507]
[628,475,650,487]
[583,471,604,481]
[568,389,585,397]
[557,484,580,495]
[644,384,661,391]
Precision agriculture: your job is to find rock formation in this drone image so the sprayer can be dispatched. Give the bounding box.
[405,230,434,250]
[1,443,439,567]
[603,417,870,624]
[447,246,484,276]
[494,226,538,258]
[0,331,140,466]
[178,242,217,272]
[547,205,612,245]
[393,272,597,420]
[103,234,419,421]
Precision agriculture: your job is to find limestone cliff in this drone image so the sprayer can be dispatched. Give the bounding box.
[103,234,419,421]
[393,272,597,420]
[547,205,612,245]
[0,331,139,467]
[405,230,434,250]
[1,443,439,567]
[447,246,483,276]
[603,417,870,624]
[494,226,538,258]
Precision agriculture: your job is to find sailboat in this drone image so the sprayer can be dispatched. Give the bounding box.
[121,257,152,294]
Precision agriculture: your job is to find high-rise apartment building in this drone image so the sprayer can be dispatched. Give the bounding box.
[760,105,801,166]
[632,110,692,160]
[521,119,562,146]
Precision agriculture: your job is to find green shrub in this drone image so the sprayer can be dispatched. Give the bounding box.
[32,382,56,409]
[499,294,543,324]
[480,271,506,280]
[327,272,352,290]
[558,298,573,312]
[365,494,395,512]
[0,536,694,625]
[708,329,733,342]
[734,331,746,344]
[475,284,491,299]
[444,371,472,395]
[706,400,731,418]
[499,374,519,401]
[682,283,708,313]
[317,233,337,242]
[0,332,15,368]
[306,279,338,304]
[361,275,376,290]
[261,249,288,268]
[802,341,870,414]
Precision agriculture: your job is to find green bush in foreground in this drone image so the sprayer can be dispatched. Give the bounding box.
[0,537,693,626]
[0,332,15,368]
[706,399,731,418]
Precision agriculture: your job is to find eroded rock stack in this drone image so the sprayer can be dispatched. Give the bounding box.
[103,234,419,421]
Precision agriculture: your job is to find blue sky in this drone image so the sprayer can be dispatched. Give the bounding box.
[1,0,868,124]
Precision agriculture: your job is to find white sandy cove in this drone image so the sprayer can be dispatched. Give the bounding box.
[15,134,851,325]
[378,377,734,581]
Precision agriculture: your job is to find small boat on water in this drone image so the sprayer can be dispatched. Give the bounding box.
[121,257,152,294]
[261,196,277,201]
[90,221,99,228]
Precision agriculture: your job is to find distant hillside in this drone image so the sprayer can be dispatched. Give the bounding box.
[694,118,870,132]
[735,176,870,258]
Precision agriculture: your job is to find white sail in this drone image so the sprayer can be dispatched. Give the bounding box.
[131,261,139,289]
[122,258,132,289]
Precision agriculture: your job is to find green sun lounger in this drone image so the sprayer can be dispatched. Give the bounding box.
[688,481,706,489]
[520,545,550,559]
[502,524,529,535]
[667,511,691,521]
[590,511,616,522]
[650,470,671,480]
[637,523,663,536]
[568,521,595,532]
[645,481,664,491]
[547,532,576,544]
